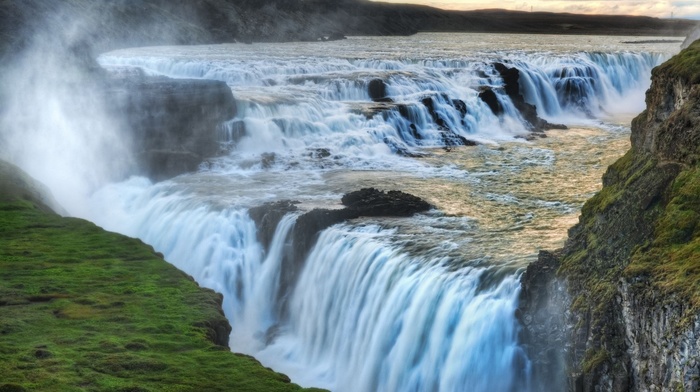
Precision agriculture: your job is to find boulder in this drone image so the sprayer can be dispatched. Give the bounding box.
[106,71,237,181]
[478,87,503,115]
[341,187,432,217]
[368,79,392,102]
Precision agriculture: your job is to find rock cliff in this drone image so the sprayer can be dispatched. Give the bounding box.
[106,68,237,180]
[519,40,700,391]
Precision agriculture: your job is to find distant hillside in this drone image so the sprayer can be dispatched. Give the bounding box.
[0,0,696,58]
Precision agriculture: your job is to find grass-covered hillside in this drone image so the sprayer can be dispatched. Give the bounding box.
[0,160,322,391]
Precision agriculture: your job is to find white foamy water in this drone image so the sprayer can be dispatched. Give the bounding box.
[85,33,680,391]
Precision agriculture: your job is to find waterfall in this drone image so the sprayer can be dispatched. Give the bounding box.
[89,180,527,391]
[276,225,526,392]
[86,34,678,392]
[99,44,664,173]
[516,52,663,118]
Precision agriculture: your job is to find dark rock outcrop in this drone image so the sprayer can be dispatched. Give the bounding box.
[368,79,392,103]
[250,188,432,319]
[492,62,567,132]
[341,187,432,217]
[517,251,570,392]
[478,87,504,115]
[421,96,477,146]
[519,40,700,391]
[107,71,237,180]
[286,188,432,264]
[452,99,467,118]
[248,200,300,250]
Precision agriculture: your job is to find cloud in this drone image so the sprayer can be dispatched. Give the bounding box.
[371,0,700,19]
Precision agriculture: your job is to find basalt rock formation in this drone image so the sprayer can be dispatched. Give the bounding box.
[519,40,700,391]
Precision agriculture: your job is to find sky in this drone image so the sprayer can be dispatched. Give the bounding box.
[371,1,700,20]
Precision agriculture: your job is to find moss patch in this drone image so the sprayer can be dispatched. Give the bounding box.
[655,40,700,84]
[0,200,323,392]
[626,164,700,312]
[558,150,679,381]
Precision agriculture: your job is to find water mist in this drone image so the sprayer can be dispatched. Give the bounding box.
[0,6,134,216]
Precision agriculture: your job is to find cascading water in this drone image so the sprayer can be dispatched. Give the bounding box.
[86,34,680,391]
[99,35,664,169]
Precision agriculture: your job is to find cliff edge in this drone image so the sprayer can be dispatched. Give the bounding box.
[0,159,321,391]
[519,40,700,391]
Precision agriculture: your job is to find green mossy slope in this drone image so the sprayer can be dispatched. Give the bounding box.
[655,40,700,84]
[0,167,321,391]
[626,163,700,314]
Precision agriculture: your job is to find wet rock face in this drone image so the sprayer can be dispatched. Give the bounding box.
[420,95,478,146]
[478,88,503,115]
[248,200,300,250]
[368,79,392,102]
[107,71,237,180]
[491,62,566,132]
[289,188,432,263]
[517,250,570,392]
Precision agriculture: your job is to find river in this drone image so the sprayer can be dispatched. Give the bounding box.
[80,33,680,391]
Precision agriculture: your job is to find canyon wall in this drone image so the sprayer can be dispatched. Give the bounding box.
[520,40,700,391]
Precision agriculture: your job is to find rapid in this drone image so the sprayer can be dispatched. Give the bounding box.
[82,33,678,391]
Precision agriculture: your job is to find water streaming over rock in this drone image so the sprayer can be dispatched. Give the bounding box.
[88,34,680,391]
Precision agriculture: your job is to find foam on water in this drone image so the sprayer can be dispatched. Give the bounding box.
[100,34,666,176]
[86,34,680,391]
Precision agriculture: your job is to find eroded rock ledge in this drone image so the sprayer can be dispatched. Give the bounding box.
[105,68,237,180]
[519,40,700,392]
[249,188,432,318]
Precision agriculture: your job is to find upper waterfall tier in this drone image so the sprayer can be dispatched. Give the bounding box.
[100,34,669,174]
